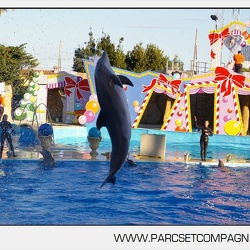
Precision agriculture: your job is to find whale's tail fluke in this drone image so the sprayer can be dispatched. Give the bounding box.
[100,174,116,188]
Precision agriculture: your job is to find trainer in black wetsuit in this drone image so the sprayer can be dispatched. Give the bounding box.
[194,116,213,161]
[0,114,16,159]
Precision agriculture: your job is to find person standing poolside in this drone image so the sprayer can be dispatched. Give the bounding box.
[0,114,16,159]
[233,50,245,74]
[194,116,213,161]
[0,94,5,120]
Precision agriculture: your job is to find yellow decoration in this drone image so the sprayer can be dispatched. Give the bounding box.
[34,84,40,91]
[85,100,100,114]
[133,100,140,107]
[35,109,45,113]
[175,119,182,126]
[30,96,37,103]
[180,106,185,111]
[224,120,241,135]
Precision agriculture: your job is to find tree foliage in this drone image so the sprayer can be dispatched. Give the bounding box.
[96,34,116,64]
[144,44,168,72]
[73,30,127,72]
[0,44,39,95]
[125,42,146,72]
[73,30,96,72]
[73,30,171,74]
[125,43,169,73]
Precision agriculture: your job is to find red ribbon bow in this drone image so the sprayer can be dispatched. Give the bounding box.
[166,79,182,95]
[142,73,181,95]
[208,27,230,46]
[64,77,90,99]
[214,66,246,97]
[142,78,157,93]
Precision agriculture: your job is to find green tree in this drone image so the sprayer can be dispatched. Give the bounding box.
[126,43,168,73]
[115,47,127,69]
[0,44,38,92]
[73,30,176,74]
[0,44,38,117]
[73,48,88,72]
[96,33,116,64]
[97,35,127,68]
[144,43,168,72]
[73,29,96,72]
[125,42,146,72]
[73,30,127,72]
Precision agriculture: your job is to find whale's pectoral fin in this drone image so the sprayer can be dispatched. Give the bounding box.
[100,174,116,188]
[96,111,107,130]
[117,75,134,87]
[110,74,123,88]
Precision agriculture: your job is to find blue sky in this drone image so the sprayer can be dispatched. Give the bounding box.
[1,8,250,71]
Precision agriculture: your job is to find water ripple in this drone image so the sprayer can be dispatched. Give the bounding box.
[0,161,249,225]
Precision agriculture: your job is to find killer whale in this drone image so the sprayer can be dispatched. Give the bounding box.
[94,51,133,188]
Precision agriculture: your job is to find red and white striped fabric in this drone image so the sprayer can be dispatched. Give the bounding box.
[162,94,183,130]
[215,83,221,134]
[188,86,215,94]
[184,81,216,131]
[132,91,152,128]
[183,88,189,131]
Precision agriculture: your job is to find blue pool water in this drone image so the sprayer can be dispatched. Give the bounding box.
[54,127,250,160]
[56,137,250,162]
[0,158,249,225]
[0,129,250,225]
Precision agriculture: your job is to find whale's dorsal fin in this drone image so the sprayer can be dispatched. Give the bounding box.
[96,110,107,130]
[117,75,134,87]
[110,74,123,88]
